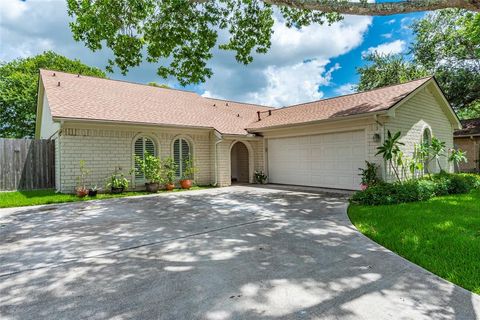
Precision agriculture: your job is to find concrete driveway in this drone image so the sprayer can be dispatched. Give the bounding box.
[0,186,479,319]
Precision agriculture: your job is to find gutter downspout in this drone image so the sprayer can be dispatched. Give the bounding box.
[213,130,223,187]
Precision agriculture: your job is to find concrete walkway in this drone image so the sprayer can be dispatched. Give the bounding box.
[0,185,478,319]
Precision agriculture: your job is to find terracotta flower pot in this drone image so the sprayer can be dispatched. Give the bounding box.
[76,188,88,198]
[180,179,192,189]
[165,183,175,191]
[145,182,160,193]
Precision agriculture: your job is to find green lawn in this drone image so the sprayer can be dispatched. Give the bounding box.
[0,186,210,209]
[348,189,480,294]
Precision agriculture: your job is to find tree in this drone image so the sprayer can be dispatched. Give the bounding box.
[356,53,428,92]
[0,51,106,138]
[147,82,170,89]
[66,0,479,86]
[357,9,480,118]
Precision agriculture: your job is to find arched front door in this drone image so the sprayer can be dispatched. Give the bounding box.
[230,142,249,183]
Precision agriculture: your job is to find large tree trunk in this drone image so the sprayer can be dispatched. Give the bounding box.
[262,0,480,15]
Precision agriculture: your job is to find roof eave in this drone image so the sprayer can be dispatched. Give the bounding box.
[246,110,388,132]
[52,116,216,131]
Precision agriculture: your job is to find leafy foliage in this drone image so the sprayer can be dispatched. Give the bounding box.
[106,168,130,190]
[67,0,341,85]
[181,156,198,180]
[0,51,106,138]
[358,161,379,186]
[356,53,428,92]
[161,157,178,184]
[376,130,405,181]
[351,172,480,205]
[134,152,162,183]
[357,9,480,118]
[254,170,268,184]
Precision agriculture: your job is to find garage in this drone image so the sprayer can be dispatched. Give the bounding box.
[267,130,366,190]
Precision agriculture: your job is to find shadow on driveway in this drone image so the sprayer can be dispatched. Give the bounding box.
[0,186,478,319]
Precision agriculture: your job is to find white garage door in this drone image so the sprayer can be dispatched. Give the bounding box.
[267,130,366,190]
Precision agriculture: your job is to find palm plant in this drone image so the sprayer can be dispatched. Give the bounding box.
[376,130,405,182]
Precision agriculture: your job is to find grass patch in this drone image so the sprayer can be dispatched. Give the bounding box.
[0,185,211,209]
[348,189,480,294]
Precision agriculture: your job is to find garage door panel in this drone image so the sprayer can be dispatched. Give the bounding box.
[268,130,366,190]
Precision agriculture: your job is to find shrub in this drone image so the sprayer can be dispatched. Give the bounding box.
[351,173,479,206]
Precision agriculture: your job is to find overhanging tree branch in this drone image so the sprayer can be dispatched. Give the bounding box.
[260,0,480,15]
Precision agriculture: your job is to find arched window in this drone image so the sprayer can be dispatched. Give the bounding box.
[173,138,191,178]
[134,136,156,179]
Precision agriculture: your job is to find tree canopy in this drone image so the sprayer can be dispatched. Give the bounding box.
[0,51,106,138]
[357,9,480,119]
[66,0,479,86]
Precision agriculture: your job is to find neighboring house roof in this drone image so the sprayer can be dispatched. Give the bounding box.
[247,77,433,130]
[39,70,457,135]
[454,118,480,137]
[39,69,272,135]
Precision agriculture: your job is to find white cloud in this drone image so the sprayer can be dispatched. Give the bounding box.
[381,33,393,39]
[247,60,339,107]
[385,19,396,25]
[201,14,372,106]
[334,83,356,96]
[0,0,28,21]
[363,40,406,56]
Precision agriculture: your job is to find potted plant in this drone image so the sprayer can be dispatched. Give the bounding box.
[88,185,99,197]
[75,160,89,197]
[161,157,178,191]
[254,170,267,184]
[106,168,129,194]
[180,156,198,189]
[134,152,162,193]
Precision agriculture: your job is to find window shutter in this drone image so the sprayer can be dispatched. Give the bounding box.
[173,138,191,178]
[181,139,190,177]
[134,138,144,179]
[134,137,156,180]
[173,139,181,177]
[145,139,155,157]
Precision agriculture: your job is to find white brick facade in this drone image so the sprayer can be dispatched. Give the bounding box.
[55,124,265,192]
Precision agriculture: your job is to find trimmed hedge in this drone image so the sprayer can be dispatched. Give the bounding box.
[350,172,480,206]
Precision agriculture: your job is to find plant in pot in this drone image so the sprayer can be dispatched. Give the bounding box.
[134,152,162,193]
[161,157,178,191]
[106,168,129,194]
[75,160,89,198]
[254,170,268,184]
[180,156,198,189]
[88,185,99,197]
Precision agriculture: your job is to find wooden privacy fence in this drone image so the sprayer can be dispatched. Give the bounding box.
[0,138,55,191]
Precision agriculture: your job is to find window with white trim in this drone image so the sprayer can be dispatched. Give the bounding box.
[173,138,191,178]
[134,136,156,179]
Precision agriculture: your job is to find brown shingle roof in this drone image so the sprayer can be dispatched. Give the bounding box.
[247,77,432,130]
[40,69,272,135]
[41,70,433,135]
[455,118,480,136]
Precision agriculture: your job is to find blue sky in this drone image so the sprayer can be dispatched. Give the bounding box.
[0,0,425,107]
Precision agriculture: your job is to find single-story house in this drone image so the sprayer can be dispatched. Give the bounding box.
[454,118,480,173]
[35,70,461,192]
